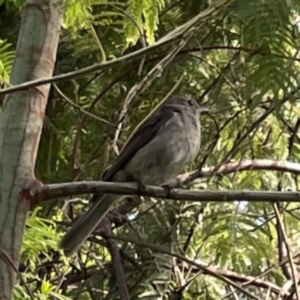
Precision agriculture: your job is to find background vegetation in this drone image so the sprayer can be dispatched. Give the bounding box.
[1,0,300,299]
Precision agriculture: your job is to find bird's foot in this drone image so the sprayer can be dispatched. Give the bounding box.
[107,210,128,227]
[161,184,173,198]
[161,178,182,198]
[136,180,147,196]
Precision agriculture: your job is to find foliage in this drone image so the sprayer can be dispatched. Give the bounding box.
[0,40,14,86]
[1,0,300,298]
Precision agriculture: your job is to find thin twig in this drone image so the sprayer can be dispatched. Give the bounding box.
[105,235,260,300]
[0,243,34,299]
[53,84,115,127]
[112,30,196,154]
[273,204,300,300]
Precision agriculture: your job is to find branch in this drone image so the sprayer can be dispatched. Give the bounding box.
[31,159,300,203]
[273,204,300,300]
[32,181,300,203]
[109,236,261,300]
[52,83,115,127]
[112,39,189,156]
[35,181,300,203]
[198,264,282,295]
[59,253,283,297]
[176,159,300,185]
[101,219,130,300]
[0,38,169,96]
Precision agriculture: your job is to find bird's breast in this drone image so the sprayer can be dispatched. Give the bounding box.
[124,113,201,186]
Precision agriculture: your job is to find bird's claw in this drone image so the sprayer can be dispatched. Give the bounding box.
[107,210,127,226]
[136,180,147,196]
[161,184,173,198]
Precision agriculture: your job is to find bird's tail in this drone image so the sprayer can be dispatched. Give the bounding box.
[59,194,121,256]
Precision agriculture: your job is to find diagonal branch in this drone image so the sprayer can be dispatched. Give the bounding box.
[112,36,191,155]
[0,2,230,96]
[273,203,300,300]
[101,219,130,300]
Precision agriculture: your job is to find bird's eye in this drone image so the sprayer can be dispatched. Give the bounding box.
[188,99,194,106]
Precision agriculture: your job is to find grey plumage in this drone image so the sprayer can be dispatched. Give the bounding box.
[59,95,208,256]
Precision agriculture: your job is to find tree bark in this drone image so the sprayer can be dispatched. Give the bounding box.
[0,0,62,298]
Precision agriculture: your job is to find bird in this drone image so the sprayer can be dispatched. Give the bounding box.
[60,95,208,256]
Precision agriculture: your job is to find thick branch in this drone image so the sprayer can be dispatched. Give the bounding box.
[32,181,300,203]
[32,159,300,203]
[0,0,62,298]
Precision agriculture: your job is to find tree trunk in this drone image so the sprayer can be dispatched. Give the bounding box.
[0,0,62,298]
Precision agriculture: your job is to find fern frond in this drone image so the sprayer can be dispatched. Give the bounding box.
[143,0,165,45]
[0,40,14,86]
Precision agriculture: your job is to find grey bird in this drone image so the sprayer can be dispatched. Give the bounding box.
[60,95,208,256]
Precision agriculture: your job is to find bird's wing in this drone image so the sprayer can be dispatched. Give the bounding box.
[103,104,177,181]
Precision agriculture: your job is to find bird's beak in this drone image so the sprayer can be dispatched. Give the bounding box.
[199,107,209,114]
